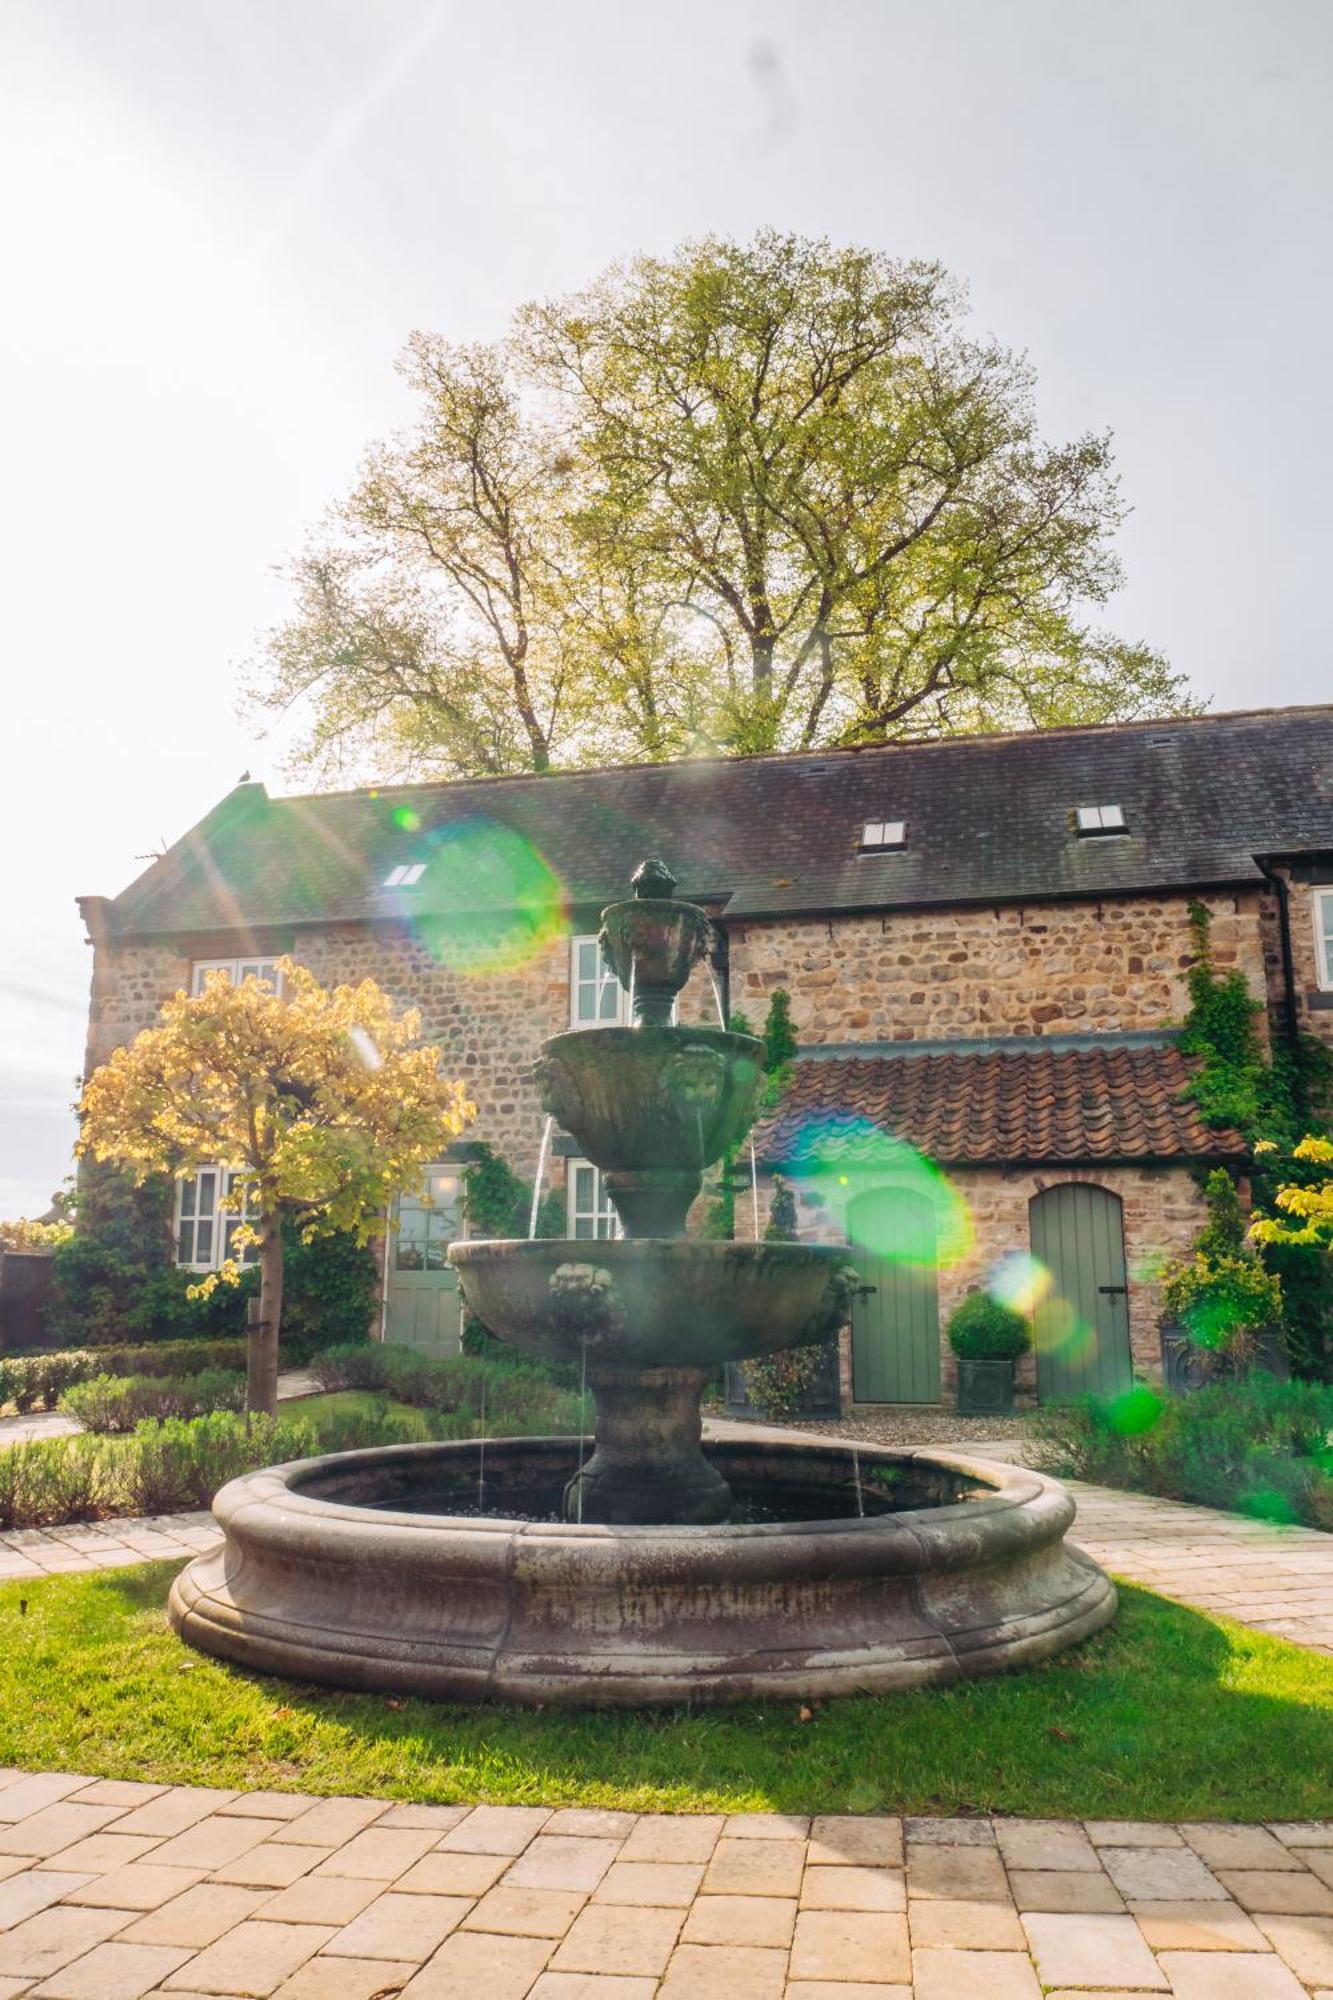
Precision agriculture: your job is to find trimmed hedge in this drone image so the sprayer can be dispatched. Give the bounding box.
[0,1341,247,1415]
[310,1342,586,1435]
[61,1371,246,1434]
[947,1292,1030,1361]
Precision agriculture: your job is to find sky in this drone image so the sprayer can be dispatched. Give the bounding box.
[1,0,1331,1218]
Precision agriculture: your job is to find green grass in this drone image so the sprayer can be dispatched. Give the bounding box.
[2,1567,1331,1822]
[285,1390,434,1438]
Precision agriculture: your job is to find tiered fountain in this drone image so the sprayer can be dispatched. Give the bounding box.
[170,862,1114,1704]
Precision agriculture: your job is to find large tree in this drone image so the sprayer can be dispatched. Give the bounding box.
[77,963,472,1414]
[250,231,1192,779]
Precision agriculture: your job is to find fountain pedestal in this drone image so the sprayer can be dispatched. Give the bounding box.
[564,1365,729,1525]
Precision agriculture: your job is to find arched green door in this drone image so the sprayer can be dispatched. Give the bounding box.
[848,1187,940,1403]
[1029,1183,1132,1402]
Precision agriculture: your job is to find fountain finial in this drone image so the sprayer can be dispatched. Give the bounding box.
[632,858,676,900]
[599,860,711,1029]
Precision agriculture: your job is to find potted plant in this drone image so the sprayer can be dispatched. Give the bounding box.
[1160,1251,1284,1386]
[947,1292,1030,1416]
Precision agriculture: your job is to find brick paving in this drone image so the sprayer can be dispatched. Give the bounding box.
[2,1778,1333,1995]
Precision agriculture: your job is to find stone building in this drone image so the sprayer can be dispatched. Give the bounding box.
[77,705,1333,1405]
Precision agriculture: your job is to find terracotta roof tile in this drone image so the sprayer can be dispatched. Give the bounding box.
[758,1042,1246,1167]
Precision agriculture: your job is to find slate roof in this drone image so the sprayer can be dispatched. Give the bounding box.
[98,705,1333,938]
[757,1041,1247,1166]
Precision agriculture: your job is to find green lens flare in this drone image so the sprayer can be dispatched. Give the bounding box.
[1107,1385,1162,1436]
[392,805,421,831]
[988,1250,1052,1315]
[409,820,567,974]
[782,1114,972,1268]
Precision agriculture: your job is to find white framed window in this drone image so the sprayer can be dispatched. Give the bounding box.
[1315,889,1333,990]
[191,957,280,995]
[860,820,907,850]
[570,935,630,1029]
[175,1168,260,1270]
[1074,804,1127,835]
[567,1159,622,1240]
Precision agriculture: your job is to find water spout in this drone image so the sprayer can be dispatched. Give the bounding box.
[749,1138,760,1239]
[852,1443,865,1518]
[707,966,727,1029]
[576,1335,589,1524]
[529,1115,555,1238]
[477,1375,487,1513]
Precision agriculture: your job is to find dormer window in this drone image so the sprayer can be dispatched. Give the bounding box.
[383,862,427,887]
[1074,805,1126,836]
[860,821,907,851]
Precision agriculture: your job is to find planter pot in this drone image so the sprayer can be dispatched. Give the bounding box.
[956,1357,1016,1417]
[1160,1320,1290,1393]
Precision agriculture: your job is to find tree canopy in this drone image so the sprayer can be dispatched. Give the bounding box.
[77,963,472,1412]
[250,230,1194,781]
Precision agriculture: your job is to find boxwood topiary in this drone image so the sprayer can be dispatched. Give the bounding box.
[947,1291,1030,1362]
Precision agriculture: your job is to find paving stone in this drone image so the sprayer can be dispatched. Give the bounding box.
[1130,1899,1269,1950]
[66,1782,166,1809]
[1156,1949,1308,1998]
[270,1800,387,1848]
[911,1947,1041,1999]
[0,1856,28,1885]
[211,1842,335,1889]
[679,1892,795,1948]
[904,1818,995,1846]
[549,1904,683,1976]
[906,1844,1009,1903]
[1220,1867,1333,1913]
[0,1803,127,1857]
[701,1839,804,1898]
[461,1886,586,1937]
[0,1906,136,1981]
[38,1833,164,1873]
[215,1794,317,1822]
[806,1817,902,1868]
[1257,1914,1333,1984]
[375,1804,471,1833]
[1099,1844,1226,1901]
[1271,1822,1333,1846]
[30,1938,195,1998]
[1007,1869,1125,1913]
[506,1836,622,1891]
[64,1864,206,1911]
[311,1829,437,1880]
[528,1976,657,1999]
[785,1986,911,2000]
[149,1818,287,1871]
[436,1808,551,1856]
[1021,1912,1168,1989]
[0,1870,94,1930]
[326,1889,472,1958]
[595,1862,703,1908]
[617,1818,722,1865]
[993,1818,1099,1872]
[394,1852,511,1897]
[799,1864,904,1912]
[788,1909,911,1983]
[720,1815,808,1841]
[271,1958,422,1999]
[1084,1820,1185,1848]
[400,1930,552,1996]
[907,1897,1026,1949]
[656,1941,787,1997]
[249,1875,383,1926]
[114,1791,239,1840]
[120,1883,269,1947]
[0,1980,32,1998]
[160,1919,335,1996]
[0,1777,90,1824]
[541,1810,637,1842]
[1182,1823,1303,1870]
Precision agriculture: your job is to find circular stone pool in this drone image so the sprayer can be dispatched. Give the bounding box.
[168,1436,1115,1706]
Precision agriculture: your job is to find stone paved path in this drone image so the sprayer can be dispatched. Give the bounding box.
[2,1774,1333,1997]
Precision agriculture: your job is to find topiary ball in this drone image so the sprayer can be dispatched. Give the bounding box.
[947,1290,1031,1361]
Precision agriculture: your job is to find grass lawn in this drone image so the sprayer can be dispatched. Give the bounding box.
[2,1566,1331,1822]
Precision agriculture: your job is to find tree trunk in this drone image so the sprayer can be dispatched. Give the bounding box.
[246,1215,283,1418]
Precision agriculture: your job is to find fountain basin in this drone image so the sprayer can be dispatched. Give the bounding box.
[168,1437,1116,1706]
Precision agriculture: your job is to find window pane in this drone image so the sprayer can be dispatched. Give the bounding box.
[177,1220,194,1264]
[179,1177,196,1219]
[197,1170,216,1217]
[573,1216,595,1238]
[195,1218,213,1263]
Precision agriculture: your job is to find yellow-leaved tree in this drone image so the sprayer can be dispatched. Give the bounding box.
[1252,1136,1333,1250]
[77,962,473,1414]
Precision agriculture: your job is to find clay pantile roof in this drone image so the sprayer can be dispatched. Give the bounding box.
[758,1040,1247,1167]
[94,704,1333,938]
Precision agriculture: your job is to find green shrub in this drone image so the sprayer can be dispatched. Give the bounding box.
[0,1341,248,1416]
[309,1342,586,1435]
[122,1412,318,1515]
[946,1291,1030,1362]
[0,1435,113,1529]
[275,1231,378,1361]
[61,1370,245,1434]
[1039,1374,1333,1531]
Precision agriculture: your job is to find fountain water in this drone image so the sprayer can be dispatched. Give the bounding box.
[169,858,1115,1704]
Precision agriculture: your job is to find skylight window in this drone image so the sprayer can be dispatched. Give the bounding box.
[1074,805,1126,836]
[860,820,907,851]
[383,862,427,887]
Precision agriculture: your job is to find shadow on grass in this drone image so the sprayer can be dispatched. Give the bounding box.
[43,1560,1332,1823]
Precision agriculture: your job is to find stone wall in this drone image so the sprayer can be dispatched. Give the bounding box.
[727,889,1267,1045]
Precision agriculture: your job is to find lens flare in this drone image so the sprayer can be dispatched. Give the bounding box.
[1030,1293,1095,1364]
[1107,1385,1162,1436]
[392,805,421,832]
[409,819,567,975]
[779,1113,972,1268]
[988,1250,1052,1316]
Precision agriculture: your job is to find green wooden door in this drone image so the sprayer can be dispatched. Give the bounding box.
[1029,1183,1132,1402]
[848,1188,940,1403]
[385,1165,464,1357]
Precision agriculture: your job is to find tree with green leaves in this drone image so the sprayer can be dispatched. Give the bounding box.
[249,231,1191,781]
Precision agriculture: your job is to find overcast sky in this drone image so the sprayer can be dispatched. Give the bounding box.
[2,0,1330,1216]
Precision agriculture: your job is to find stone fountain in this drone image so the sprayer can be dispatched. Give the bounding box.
[169,862,1115,1704]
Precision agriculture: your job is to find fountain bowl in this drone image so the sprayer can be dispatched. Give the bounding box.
[168,1436,1116,1706]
